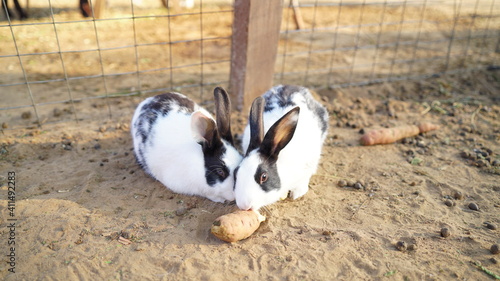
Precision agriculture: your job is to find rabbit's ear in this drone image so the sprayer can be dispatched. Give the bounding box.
[246,97,265,155]
[191,111,222,151]
[260,107,300,160]
[213,87,234,145]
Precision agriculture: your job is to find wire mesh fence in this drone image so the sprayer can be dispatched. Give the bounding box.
[277,0,500,88]
[1,0,234,130]
[1,0,499,131]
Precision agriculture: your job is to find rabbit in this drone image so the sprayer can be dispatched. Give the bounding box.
[131,87,242,203]
[234,85,329,211]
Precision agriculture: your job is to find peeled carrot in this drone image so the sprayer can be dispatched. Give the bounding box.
[211,210,266,242]
[360,122,439,146]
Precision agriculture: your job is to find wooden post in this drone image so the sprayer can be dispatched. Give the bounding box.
[93,0,106,19]
[229,0,283,112]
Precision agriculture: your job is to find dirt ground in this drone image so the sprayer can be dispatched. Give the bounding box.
[1,2,500,281]
[1,70,499,280]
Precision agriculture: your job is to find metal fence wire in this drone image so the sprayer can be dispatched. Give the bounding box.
[1,0,499,131]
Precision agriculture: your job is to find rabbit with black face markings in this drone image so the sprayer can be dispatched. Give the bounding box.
[234,85,329,211]
[131,87,242,203]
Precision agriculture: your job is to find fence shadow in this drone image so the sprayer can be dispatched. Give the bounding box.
[1,7,85,21]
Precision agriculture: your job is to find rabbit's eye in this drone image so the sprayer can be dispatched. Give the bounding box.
[216,168,226,178]
[259,172,268,184]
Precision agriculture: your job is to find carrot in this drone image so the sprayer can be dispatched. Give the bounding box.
[417,122,439,133]
[211,210,266,242]
[360,122,439,146]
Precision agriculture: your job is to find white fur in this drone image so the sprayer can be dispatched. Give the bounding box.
[235,86,327,210]
[131,96,242,203]
[233,150,285,210]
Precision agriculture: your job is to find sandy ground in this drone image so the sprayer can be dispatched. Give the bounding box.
[1,2,500,281]
[1,72,499,280]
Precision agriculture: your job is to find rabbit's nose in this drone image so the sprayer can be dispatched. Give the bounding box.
[236,200,251,211]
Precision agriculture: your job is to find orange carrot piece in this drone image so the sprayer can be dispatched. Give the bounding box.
[211,210,265,242]
[417,122,439,133]
[360,123,438,146]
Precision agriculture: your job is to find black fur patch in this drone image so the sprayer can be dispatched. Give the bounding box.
[233,166,240,189]
[254,159,280,192]
[263,85,300,112]
[202,145,230,186]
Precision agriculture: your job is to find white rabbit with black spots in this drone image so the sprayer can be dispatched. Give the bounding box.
[234,85,329,211]
[131,87,242,203]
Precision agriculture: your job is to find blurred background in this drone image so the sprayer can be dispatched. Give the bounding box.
[1,0,499,130]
